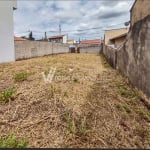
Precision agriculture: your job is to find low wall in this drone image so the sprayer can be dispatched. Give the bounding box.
[79,44,101,54]
[15,41,69,60]
[103,15,150,97]
[103,45,117,68]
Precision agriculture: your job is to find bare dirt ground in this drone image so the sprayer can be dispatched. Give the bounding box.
[0,53,149,148]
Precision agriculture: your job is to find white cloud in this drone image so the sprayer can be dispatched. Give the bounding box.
[14,0,134,40]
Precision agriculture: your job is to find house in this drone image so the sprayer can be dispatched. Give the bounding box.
[130,0,150,27]
[14,36,27,41]
[104,28,129,46]
[0,0,17,63]
[80,39,103,46]
[109,33,127,48]
[48,35,67,44]
[79,39,103,53]
[67,39,76,44]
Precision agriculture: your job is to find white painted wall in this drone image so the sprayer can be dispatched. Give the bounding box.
[0,0,17,63]
[63,35,67,44]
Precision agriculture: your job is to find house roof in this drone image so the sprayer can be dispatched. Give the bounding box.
[130,0,137,12]
[110,33,128,41]
[80,39,103,44]
[104,27,128,31]
[49,35,65,39]
[14,36,26,41]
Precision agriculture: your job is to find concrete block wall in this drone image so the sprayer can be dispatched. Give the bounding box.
[80,45,101,54]
[123,15,150,97]
[103,45,117,68]
[131,0,150,27]
[103,15,150,97]
[15,41,69,60]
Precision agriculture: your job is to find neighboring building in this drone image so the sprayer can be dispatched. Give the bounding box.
[79,39,102,54]
[109,33,127,48]
[104,28,129,46]
[130,0,150,27]
[67,39,76,44]
[48,35,67,43]
[80,39,103,46]
[14,36,27,41]
[0,0,17,63]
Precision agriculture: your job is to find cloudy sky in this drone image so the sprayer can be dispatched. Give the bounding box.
[14,0,135,40]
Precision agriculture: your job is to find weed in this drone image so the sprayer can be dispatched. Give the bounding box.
[0,133,27,148]
[126,99,138,106]
[64,91,68,97]
[135,126,149,139]
[76,120,87,136]
[49,85,56,98]
[73,77,79,83]
[63,111,88,136]
[123,104,131,113]
[44,69,49,76]
[136,109,150,121]
[116,82,139,99]
[49,85,61,98]
[115,104,123,111]
[63,111,74,134]
[56,70,68,76]
[14,71,29,82]
[100,54,111,68]
[77,68,80,71]
[0,88,15,104]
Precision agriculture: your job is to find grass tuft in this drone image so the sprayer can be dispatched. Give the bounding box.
[13,71,29,82]
[0,133,27,148]
[0,88,15,104]
[123,104,131,114]
[63,110,88,136]
[116,82,139,99]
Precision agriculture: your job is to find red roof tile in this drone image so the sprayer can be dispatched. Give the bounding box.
[80,39,103,44]
[49,35,65,39]
[14,36,26,41]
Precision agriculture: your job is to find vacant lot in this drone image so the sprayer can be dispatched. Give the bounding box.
[0,53,149,148]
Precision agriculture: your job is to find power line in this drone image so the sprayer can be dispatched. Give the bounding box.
[15,22,125,35]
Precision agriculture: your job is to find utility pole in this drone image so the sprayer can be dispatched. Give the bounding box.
[78,37,80,44]
[59,24,61,35]
[44,32,47,41]
[52,42,53,55]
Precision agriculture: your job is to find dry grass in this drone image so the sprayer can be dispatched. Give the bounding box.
[0,53,149,148]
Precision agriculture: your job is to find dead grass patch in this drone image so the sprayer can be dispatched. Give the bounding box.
[0,53,149,148]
